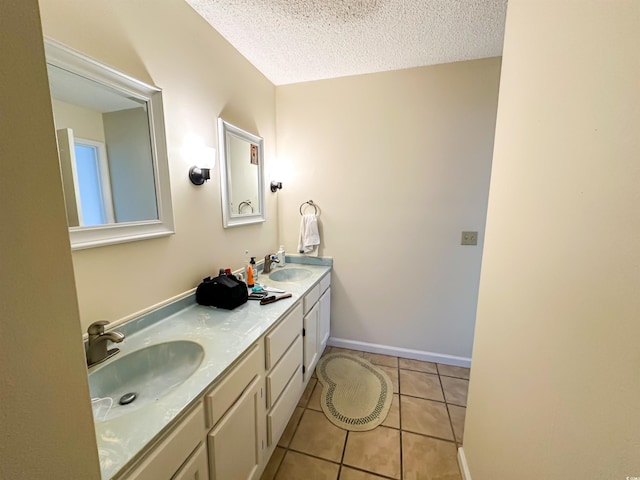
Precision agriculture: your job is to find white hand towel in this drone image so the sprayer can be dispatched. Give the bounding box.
[297,213,320,256]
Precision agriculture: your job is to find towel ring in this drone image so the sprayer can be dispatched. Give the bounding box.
[238,200,254,214]
[299,200,319,216]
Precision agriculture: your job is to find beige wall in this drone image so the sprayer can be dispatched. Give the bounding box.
[463,1,640,478]
[103,107,158,222]
[276,59,501,359]
[0,1,100,478]
[52,99,106,142]
[39,0,278,330]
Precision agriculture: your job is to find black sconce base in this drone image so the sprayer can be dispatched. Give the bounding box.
[189,166,210,185]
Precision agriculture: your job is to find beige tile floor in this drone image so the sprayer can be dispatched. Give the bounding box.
[261,347,470,480]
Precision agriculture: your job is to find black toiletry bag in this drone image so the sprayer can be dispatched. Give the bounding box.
[196,274,248,310]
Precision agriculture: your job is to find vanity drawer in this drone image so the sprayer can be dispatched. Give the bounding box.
[320,272,331,294]
[267,367,303,446]
[205,341,263,430]
[266,335,302,409]
[126,402,205,480]
[265,303,302,370]
[303,284,321,314]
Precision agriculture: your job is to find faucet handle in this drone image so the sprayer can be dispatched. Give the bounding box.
[88,320,109,335]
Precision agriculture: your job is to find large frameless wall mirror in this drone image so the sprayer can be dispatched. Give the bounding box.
[218,118,265,227]
[45,38,174,250]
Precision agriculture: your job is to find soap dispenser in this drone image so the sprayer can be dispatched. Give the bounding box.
[246,257,255,288]
[251,256,258,282]
[277,245,286,267]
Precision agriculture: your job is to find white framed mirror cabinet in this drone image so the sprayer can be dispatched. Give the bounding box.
[45,38,175,250]
[218,118,265,228]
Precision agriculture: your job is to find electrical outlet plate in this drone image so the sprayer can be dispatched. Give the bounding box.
[461,231,478,246]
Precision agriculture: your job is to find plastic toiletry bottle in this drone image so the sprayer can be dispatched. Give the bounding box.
[246,259,255,288]
[277,245,286,267]
[251,256,258,282]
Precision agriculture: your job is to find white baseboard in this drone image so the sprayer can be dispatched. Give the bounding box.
[327,337,471,368]
[457,447,472,480]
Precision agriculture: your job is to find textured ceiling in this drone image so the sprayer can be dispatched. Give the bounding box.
[186,0,508,85]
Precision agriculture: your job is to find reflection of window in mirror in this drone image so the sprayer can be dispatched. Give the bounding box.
[50,82,158,227]
[72,138,115,226]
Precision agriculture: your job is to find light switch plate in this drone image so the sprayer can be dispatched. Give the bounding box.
[461,231,478,246]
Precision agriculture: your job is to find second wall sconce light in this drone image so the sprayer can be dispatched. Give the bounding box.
[189,166,211,185]
[270,181,283,192]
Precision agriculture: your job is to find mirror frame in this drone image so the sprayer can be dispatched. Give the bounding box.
[45,38,175,250]
[218,118,266,228]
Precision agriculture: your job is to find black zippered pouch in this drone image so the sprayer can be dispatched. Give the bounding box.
[195,274,248,310]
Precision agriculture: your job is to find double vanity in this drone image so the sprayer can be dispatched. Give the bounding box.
[88,259,332,480]
[44,34,326,480]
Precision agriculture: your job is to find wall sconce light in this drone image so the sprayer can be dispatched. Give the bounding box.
[189,166,211,185]
[270,181,283,192]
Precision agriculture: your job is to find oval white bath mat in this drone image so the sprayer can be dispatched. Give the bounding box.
[315,353,392,431]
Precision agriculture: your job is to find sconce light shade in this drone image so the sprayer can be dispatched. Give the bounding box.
[189,166,210,185]
[270,181,283,193]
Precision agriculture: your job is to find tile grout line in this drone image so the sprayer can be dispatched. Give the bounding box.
[340,464,400,480]
[400,367,462,377]
[446,401,460,447]
[272,417,301,479]
[287,446,343,466]
[438,370,467,480]
[271,383,309,480]
[269,448,286,480]
[337,429,349,479]
[438,365,464,451]
[399,429,459,445]
[398,391,465,407]
[435,365,457,444]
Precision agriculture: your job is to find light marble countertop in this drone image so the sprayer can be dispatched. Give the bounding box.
[92,259,332,479]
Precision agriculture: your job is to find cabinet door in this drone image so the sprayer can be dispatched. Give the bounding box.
[172,443,208,480]
[208,377,264,480]
[303,302,319,380]
[319,287,331,352]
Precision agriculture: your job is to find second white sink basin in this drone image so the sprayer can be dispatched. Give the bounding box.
[269,267,312,282]
[89,340,204,422]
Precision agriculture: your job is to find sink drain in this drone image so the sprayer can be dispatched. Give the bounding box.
[119,392,137,405]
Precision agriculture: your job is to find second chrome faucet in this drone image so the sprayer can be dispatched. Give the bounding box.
[262,254,280,274]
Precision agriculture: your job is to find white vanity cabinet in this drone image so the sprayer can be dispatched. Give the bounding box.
[173,444,209,480]
[303,302,319,382]
[124,402,208,480]
[205,342,265,480]
[263,303,304,458]
[318,273,331,353]
[302,273,331,382]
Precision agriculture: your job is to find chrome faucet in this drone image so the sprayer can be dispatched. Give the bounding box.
[263,254,280,274]
[86,320,125,367]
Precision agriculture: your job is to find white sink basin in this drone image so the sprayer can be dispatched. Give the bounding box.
[269,267,312,282]
[89,340,204,422]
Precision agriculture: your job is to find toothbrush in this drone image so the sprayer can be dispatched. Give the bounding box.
[257,283,286,293]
